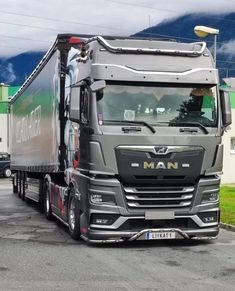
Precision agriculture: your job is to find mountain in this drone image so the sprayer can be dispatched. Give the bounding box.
[1,12,235,85]
[0,52,44,86]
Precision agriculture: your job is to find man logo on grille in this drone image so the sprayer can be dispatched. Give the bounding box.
[144,161,178,170]
[155,146,168,154]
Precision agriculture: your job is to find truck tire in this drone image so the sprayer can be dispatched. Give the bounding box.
[4,168,11,178]
[18,172,22,198]
[20,172,26,201]
[68,188,81,240]
[12,173,18,194]
[44,181,53,220]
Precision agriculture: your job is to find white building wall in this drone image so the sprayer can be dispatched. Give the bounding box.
[221,108,235,184]
[0,114,8,152]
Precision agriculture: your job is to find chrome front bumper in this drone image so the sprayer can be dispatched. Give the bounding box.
[81,226,219,243]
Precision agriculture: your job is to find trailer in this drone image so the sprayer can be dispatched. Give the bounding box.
[10,34,231,242]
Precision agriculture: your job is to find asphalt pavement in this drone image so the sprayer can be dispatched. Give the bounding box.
[0,178,235,291]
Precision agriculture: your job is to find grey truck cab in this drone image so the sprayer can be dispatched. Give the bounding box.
[67,36,231,242]
[11,35,231,242]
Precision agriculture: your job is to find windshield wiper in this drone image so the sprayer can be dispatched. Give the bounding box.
[169,121,208,134]
[104,120,156,133]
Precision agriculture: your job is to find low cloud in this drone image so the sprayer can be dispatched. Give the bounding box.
[217,40,235,56]
[0,63,17,83]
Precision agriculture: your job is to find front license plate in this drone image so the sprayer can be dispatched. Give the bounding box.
[146,231,176,240]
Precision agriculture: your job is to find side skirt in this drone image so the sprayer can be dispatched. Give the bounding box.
[52,212,69,227]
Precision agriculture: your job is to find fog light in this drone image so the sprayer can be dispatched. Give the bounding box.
[198,211,218,223]
[90,193,116,205]
[202,192,219,203]
[90,214,119,225]
[94,218,112,225]
[203,216,216,223]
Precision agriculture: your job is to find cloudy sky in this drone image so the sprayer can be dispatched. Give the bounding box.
[1,0,235,58]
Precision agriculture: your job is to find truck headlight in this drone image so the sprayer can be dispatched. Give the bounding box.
[201,191,219,203]
[90,193,116,205]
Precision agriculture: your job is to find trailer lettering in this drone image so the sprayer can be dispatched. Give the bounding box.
[16,105,41,143]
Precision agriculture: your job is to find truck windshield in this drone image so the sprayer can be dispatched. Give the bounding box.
[96,84,217,127]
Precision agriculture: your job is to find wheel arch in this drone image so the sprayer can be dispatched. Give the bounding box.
[67,181,84,212]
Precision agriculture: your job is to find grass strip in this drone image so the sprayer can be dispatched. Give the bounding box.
[220,186,235,225]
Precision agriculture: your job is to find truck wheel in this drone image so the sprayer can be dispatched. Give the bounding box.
[4,168,11,178]
[12,174,18,194]
[18,172,22,198]
[44,181,53,220]
[21,172,26,201]
[68,188,81,240]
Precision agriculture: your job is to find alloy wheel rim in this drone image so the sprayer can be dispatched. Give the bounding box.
[5,169,11,178]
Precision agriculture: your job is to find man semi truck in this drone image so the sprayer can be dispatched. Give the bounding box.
[10,34,231,242]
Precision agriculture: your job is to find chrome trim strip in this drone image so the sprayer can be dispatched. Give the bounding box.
[88,170,116,176]
[202,188,220,193]
[185,227,219,234]
[93,64,215,77]
[117,145,202,155]
[89,188,116,195]
[199,177,221,184]
[191,236,218,240]
[126,194,193,201]
[197,207,219,213]
[200,200,219,206]
[124,186,195,194]
[81,235,125,244]
[127,201,191,208]
[204,172,223,176]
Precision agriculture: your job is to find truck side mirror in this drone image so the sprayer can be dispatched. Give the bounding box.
[69,85,81,123]
[220,90,232,127]
[90,80,106,92]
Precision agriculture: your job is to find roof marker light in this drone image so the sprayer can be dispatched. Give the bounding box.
[69,37,84,44]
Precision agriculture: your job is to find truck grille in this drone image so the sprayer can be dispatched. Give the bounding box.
[123,185,194,209]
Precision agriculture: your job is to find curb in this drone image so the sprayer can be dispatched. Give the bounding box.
[220,222,235,232]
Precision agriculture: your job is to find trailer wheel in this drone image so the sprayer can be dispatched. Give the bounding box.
[44,181,53,220]
[18,172,22,198]
[68,188,81,240]
[21,172,26,201]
